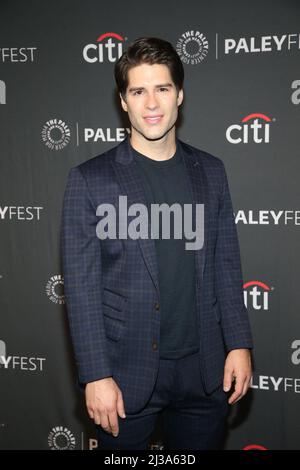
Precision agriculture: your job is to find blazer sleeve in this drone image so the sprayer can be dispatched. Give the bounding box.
[60,166,113,384]
[215,161,254,352]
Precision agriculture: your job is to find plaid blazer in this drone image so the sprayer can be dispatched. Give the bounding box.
[61,135,253,414]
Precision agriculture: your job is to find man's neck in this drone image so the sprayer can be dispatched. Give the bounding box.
[129,130,177,161]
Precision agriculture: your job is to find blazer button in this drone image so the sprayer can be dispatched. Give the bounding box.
[154,302,160,311]
[152,341,158,351]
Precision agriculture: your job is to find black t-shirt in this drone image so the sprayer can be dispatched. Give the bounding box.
[130,141,199,359]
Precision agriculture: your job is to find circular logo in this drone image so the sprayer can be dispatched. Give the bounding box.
[48,426,76,450]
[42,118,71,150]
[176,31,209,65]
[46,275,65,305]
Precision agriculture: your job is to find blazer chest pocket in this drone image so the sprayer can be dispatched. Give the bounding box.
[103,315,125,342]
[102,288,127,341]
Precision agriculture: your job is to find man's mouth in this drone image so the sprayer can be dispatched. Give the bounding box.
[143,115,163,124]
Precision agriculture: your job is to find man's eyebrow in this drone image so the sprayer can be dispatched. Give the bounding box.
[128,83,174,92]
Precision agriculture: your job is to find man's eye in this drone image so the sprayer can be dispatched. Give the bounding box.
[159,88,168,92]
[133,90,143,95]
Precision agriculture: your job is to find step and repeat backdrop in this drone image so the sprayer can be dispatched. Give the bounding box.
[0,0,299,450]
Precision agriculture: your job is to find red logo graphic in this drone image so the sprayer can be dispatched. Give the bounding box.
[243,444,268,450]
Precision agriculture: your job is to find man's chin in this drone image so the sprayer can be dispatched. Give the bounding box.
[144,134,166,142]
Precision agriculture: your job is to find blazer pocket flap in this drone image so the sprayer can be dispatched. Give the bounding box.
[102,288,127,313]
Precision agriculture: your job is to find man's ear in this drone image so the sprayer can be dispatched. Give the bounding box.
[177,89,184,107]
[120,92,128,112]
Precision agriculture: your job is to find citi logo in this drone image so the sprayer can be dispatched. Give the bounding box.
[83,32,126,63]
[243,280,272,311]
[0,79,5,104]
[226,113,273,144]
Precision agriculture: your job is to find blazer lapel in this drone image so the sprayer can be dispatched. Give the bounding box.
[178,138,207,285]
[111,135,208,295]
[111,136,160,295]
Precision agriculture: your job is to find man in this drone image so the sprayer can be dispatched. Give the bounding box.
[61,37,253,450]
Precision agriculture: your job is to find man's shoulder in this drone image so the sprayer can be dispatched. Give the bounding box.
[70,140,122,180]
[70,138,226,178]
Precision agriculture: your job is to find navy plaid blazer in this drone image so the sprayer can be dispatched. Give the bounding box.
[61,135,253,414]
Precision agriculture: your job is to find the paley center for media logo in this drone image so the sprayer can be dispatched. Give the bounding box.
[41,119,71,150]
[48,426,76,450]
[176,30,209,65]
[46,275,65,305]
[83,32,127,63]
[41,118,129,148]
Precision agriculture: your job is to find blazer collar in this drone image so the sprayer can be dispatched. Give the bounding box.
[115,134,197,166]
[111,134,207,296]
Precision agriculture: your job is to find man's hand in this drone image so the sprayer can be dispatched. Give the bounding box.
[85,377,126,437]
[223,348,252,404]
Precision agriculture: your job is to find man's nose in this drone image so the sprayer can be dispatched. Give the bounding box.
[146,92,158,109]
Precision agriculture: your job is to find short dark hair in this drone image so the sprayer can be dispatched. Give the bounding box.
[114,37,184,99]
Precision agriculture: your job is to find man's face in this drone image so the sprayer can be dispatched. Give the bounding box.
[120,63,183,142]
